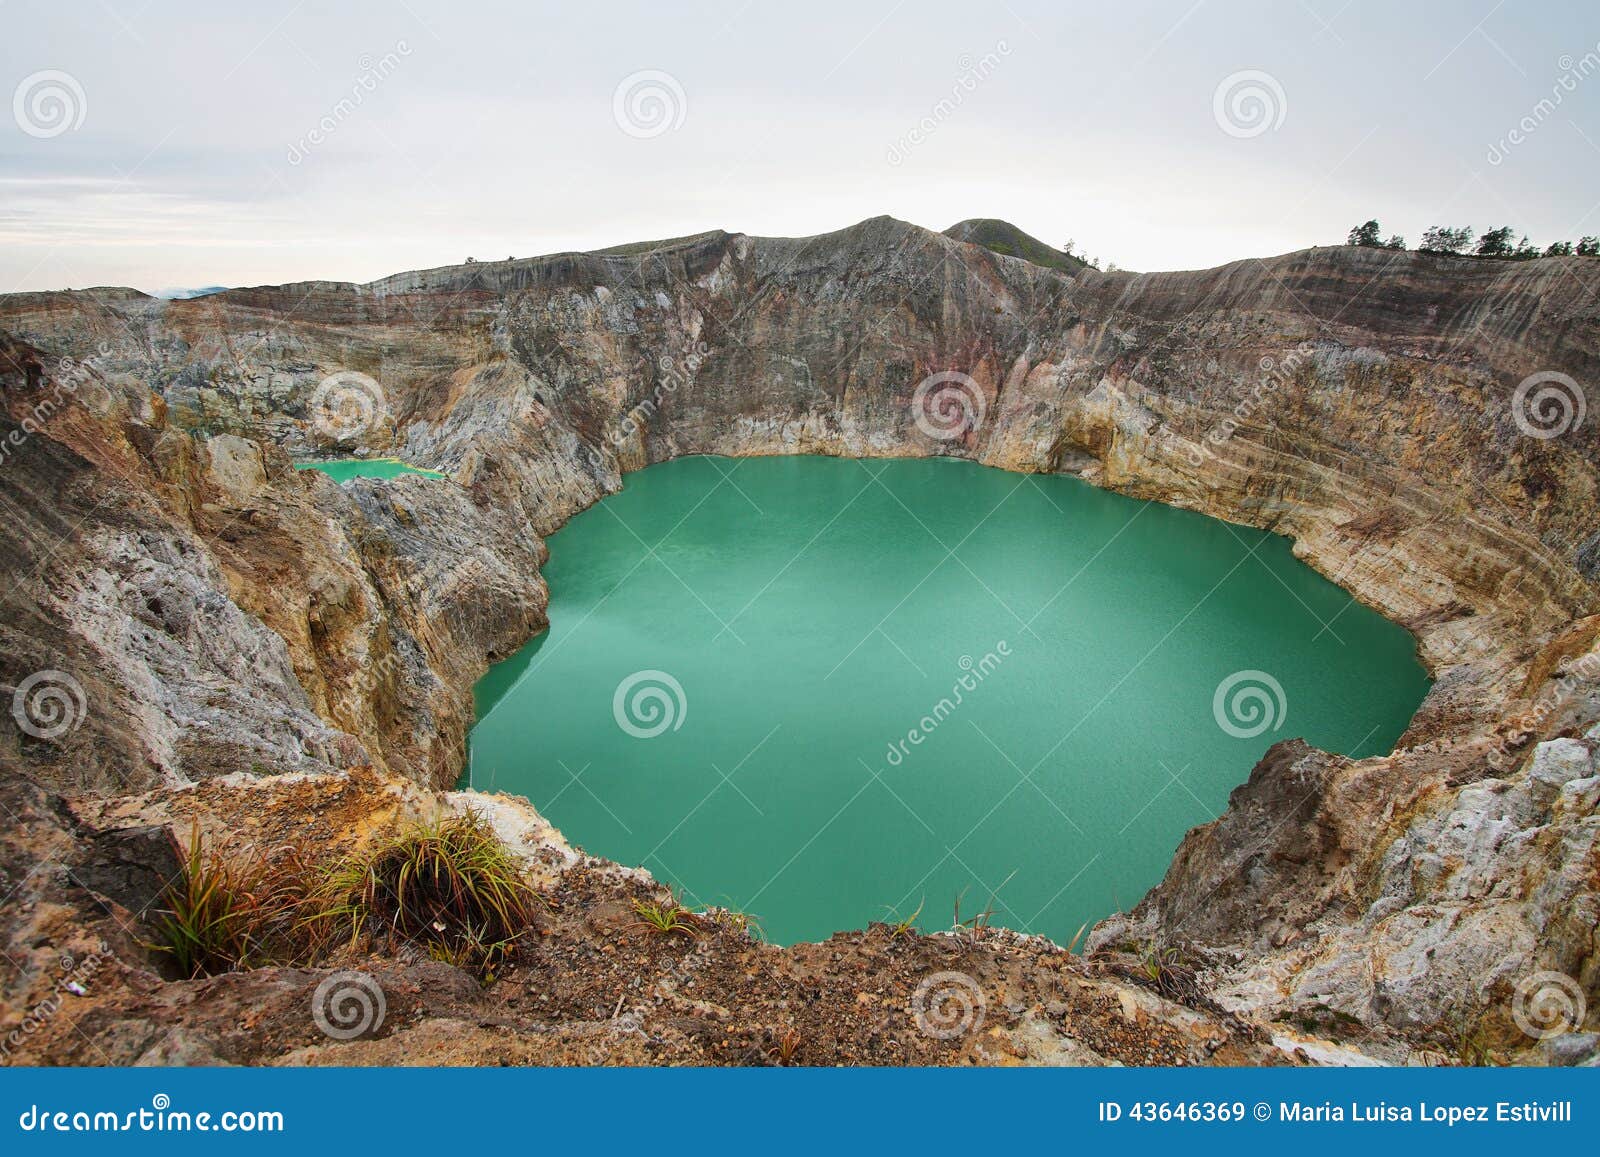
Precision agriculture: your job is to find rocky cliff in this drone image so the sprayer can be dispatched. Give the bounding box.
[1,217,1595,1065]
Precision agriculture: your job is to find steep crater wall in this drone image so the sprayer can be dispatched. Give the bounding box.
[2,217,1597,1048]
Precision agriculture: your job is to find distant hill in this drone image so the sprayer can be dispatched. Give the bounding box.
[154,286,229,300]
[592,230,731,258]
[942,219,1087,273]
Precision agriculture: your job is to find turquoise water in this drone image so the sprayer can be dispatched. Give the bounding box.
[469,456,1430,946]
[295,458,446,482]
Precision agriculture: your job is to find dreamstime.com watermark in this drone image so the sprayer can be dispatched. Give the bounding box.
[1212,69,1286,138]
[286,42,412,165]
[596,937,718,1060]
[310,972,386,1041]
[612,70,686,139]
[1,950,110,1064]
[1510,370,1586,440]
[910,970,987,1039]
[10,669,87,741]
[1511,971,1588,1040]
[271,649,400,770]
[611,343,709,446]
[12,69,86,138]
[1211,669,1287,740]
[1488,44,1600,164]
[309,369,388,443]
[1183,343,1315,465]
[1486,649,1600,771]
[0,348,111,469]
[17,1095,284,1134]
[613,669,688,739]
[881,644,1010,768]
[886,42,1011,166]
[911,370,987,442]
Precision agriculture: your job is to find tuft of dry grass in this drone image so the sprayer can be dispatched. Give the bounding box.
[151,825,315,978]
[316,810,540,976]
[147,811,539,981]
[771,1025,803,1065]
[884,897,924,941]
[703,904,764,942]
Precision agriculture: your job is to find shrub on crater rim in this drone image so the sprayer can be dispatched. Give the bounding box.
[318,809,540,974]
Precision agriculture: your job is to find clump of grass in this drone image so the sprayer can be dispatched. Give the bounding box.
[151,825,312,978]
[1135,943,1198,1000]
[953,871,1016,943]
[318,810,539,975]
[423,928,516,982]
[628,890,702,939]
[704,903,763,942]
[882,897,924,941]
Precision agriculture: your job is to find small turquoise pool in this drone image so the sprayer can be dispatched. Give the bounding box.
[294,458,447,482]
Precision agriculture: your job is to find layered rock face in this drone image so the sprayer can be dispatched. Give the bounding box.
[1,217,1595,1061]
[0,332,549,795]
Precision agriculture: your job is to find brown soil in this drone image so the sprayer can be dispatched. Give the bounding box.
[4,770,1288,1067]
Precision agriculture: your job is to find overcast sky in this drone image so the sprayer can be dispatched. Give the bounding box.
[4,0,1599,292]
